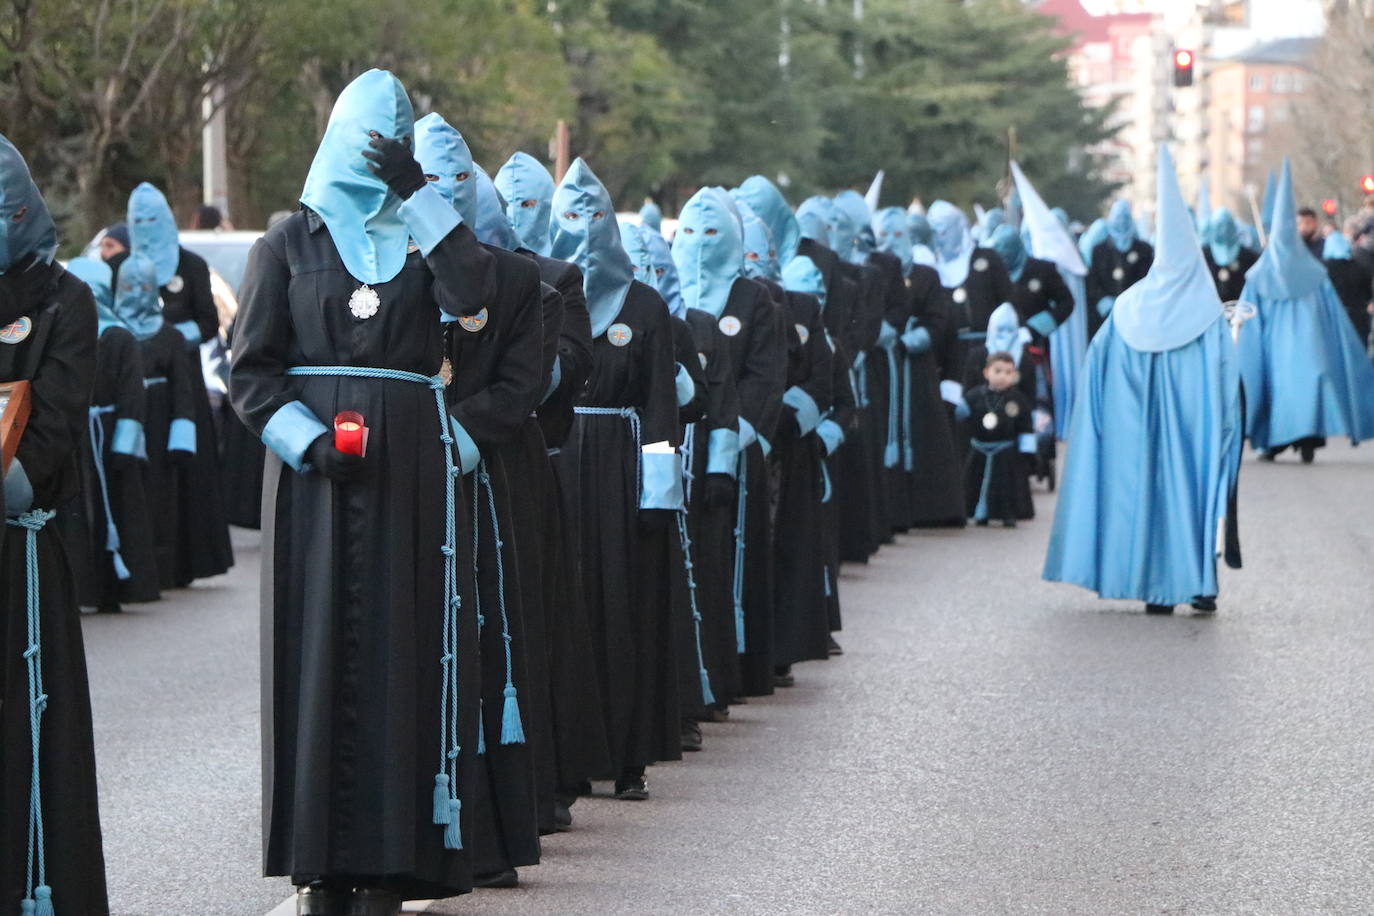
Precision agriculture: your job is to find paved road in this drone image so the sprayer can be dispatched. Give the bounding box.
[83,444,1374,915]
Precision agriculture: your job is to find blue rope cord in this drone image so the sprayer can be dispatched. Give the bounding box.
[731,448,747,653]
[970,439,1014,521]
[142,376,167,388]
[476,461,524,744]
[884,346,901,468]
[88,407,131,580]
[681,423,696,504]
[675,511,716,706]
[9,509,56,915]
[284,365,464,849]
[573,406,642,498]
[902,357,915,472]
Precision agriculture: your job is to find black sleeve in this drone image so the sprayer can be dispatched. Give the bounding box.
[169,331,197,424]
[538,281,562,396]
[704,325,739,437]
[108,329,148,431]
[15,287,97,494]
[230,237,296,435]
[182,250,219,343]
[1039,265,1075,328]
[828,333,856,430]
[987,250,1014,305]
[673,316,707,425]
[797,294,833,413]
[428,222,499,320]
[736,285,786,440]
[555,263,593,397]
[638,295,680,447]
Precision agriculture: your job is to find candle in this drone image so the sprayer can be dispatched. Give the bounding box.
[334,410,368,456]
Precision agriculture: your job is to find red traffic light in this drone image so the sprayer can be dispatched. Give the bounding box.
[1174,50,1194,68]
[1173,49,1195,87]
[1323,199,1338,215]
[1362,174,1374,194]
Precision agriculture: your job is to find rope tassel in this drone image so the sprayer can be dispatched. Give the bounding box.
[432,773,451,825]
[501,685,525,745]
[443,799,463,850]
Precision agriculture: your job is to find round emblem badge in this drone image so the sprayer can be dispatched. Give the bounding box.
[795,322,810,345]
[904,277,913,289]
[1126,251,1140,265]
[166,274,185,294]
[718,315,742,337]
[607,323,633,347]
[973,257,989,272]
[1111,267,1125,282]
[458,308,488,333]
[982,412,998,431]
[1218,268,1231,283]
[1005,400,1021,418]
[952,288,968,305]
[0,316,32,344]
[1028,278,1042,293]
[698,352,708,370]
[349,284,381,320]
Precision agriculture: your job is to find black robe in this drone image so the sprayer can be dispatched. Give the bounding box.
[158,246,234,582]
[671,315,711,720]
[138,322,199,589]
[962,384,1033,522]
[1204,248,1260,307]
[942,247,1016,390]
[1,264,110,916]
[837,259,888,562]
[220,317,268,529]
[231,208,496,897]
[1324,256,1373,345]
[563,281,680,776]
[1086,238,1153,340]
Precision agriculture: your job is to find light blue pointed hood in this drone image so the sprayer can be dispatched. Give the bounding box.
[1324,232,1353,260]
[0,133,57,273]
[873,206,913,272]
[128,182,180,286]
[300,68,415,285]
[111,252,165,340]
[551,157,633,337]
[795,196,837,248]
[1111,145,1223,353]
[1079,218,1108,263]
[927,200,975,288]
[413,112,477,228]
[781,254,826,309]
[470,164,521,250]
[641,225,685,319]
[1106,199,1137,253]
[1050,207,1070,229]
[1238,222,1260,251]
[982,207,1007,239]
[737,199,779,282]
[834,190,874,265]
[907,211,933,248]
[988,223,1027,283]
[495,151,555,256]
[1206,207,1241,267]
[1260,169,1277,235]
[640,200,663,234]
[734,176,801,265]
[1245,158,1329,301]
[673,187,743,319]
[67,256,117,331]
[985,301,1029,365]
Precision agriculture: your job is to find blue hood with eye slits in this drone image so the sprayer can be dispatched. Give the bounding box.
[672,187,743,320]
[733,175,801,266]
[111,252,165,340]
[413,112,478,229]
[873,207,913,273]
[738,199,780,282]
[495,151,555,256]
[550,158,633,337]
[0,133,58,274]
[128,182,181,286]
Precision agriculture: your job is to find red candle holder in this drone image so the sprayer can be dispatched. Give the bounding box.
[334,410,368,456]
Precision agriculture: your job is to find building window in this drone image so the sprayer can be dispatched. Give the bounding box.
[1249,74,1264,91]
[1293,76,1305,93]
[1273,73,1293,93]
[1247,105,1266,133]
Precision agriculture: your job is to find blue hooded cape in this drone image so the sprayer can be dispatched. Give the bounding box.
[471,165,521,251]
[128,182,182,287]
[781,255,826,308]
[67,256,118,332]
[1106,199,1137,253]
[673,187,744,319]
[1238,159,1374,449]
[737,199,780,282]
[984,302,1028,366]
[833,190,874,265]
[927,201,975,288]
[1044,145,1242,606]
[494,151,555,256]
[795,196,837,249]
[873,206,913,272]
[111,252,166,340]
[987,224,1027,283]
[551,157,633,338]
[734,176,801,265]
[642,228,685,319]
[1206,208,1242,267]
[413,112,478,228]
[639,200,663,235]
[0,133,58,273]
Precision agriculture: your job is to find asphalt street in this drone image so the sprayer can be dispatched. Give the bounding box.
[82,443,1374,915]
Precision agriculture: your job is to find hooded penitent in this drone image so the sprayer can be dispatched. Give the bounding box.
[1078,219,1108,265]
[988,224,1027,284]
[1324,231,1353,260]
[0,133,58,291]
[781,255,827,308]
[494,151,555,256]
[1043,144,1243,607]
[128,182,181,287]
[111,252,166,340]
[734,175,802,265]
[67,256,118,330]
[469,164,522,251]
[737,199,780,282]
[673,187,744,319]
[795,196,837,248]
[873,207,913,273]
[984,301,1030,367]
[413,112,478,228]
[1106,199,1137,254]
[619,219,654,285]
[639,200,663,234]
[926,201,976,288]
[833,190,874,265]
[551,157,634,337]
[642,226,686,319]
[299,68,416,285]
[1206,208,1242,268]
[1238,157,1374,450]
[1260,169,1278,236]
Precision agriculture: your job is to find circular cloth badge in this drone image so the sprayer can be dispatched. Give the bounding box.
[458,308,489,333]
[0,316,32,344]
[1126,250,1140,265]
[1005,400,1020,418]
[718,315,742,337]
[166,274,185,294]
[952,288,968,305]
[973,257,988,273]
[1028,278,1042,293]
[1111,267,1125,282]
[982,412,998,431]
[795,322,810,345]
[1218,268,1231,283]
[607,323,634,347]
[349,285,381,320]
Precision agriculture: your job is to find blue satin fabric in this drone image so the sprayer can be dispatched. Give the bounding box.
[985,302,1028,365]
[1245,159,1328,302]
[1206,208,1241,267]
[550,157,633,338]
[1078,218,1107,264]
[673,188,743,320]
[470,165,521,251]
[128,182,181,286]
[733,176,801,265]
[1049,270,1088,439]
[111,252,165,340]
[832,190,873,265]
[927,201,975,288]
[0,133,58,272]
[907,212,933,249]
[873,207,913,272]
[1324,232,1353,260]
[988,224,1027,283]
[1044,315,1242,605]
[413,113,478,228]
[639,200,663,234]
[643,229,686,320]
[67,256,118,330]
[1106,199,1136,253]
[795,196,837,247]
[737,199,780,282]
[781,255,826,308]
[1260,170,1277,235]
[494,152,555,256]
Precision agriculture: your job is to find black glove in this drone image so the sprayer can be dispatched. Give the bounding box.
[703,473,735,509]
[307,434,368,483]
[362,134,426,200]
[637,508,673,532]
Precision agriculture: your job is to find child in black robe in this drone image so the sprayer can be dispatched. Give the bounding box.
[962,351,1034,527]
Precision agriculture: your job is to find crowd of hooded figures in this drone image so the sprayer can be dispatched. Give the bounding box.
[3,67,1374,916]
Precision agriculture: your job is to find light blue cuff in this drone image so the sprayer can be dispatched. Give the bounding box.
[4,458,33,517]
[816,419,845,456]
[675,363,695,408]
[449,416,481,474]
[737,416,757,449]
[757,433,772,457]
[174,320,202,345]
[112,418,147,459]
[877,320,898,348]
[782,385,821,436]
[169,418,197,454]
[707,426,740,478]
[1096,296,1115,318]
[542,357,562,403]
[939,380,964,405]
[639,450,684,510]
[1026,311,1058,337]
[1018,432,1037,454]
[399,183,463,256]
[262,400,328,472]
[901,326,931,353]
[954,399,970,422]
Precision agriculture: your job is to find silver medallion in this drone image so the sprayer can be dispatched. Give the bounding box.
[349,285,381,320]
[1218,268,1231,283]
[952,288,968,305]
[982,412,998,431]
[607,322,633,347]
[973,257,988,273]
[166,274,184,294]
[458,308,488,333]
[1028,278,1042,293]
[1112,267,1125,282]
[0,316,32,344]
[1005,400,1020,418]
[1127,250,1139,265]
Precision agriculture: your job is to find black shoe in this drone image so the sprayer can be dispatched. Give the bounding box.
[1002,519,1017,529]
[553,801,573,832]
[1300,442,1316,464]
[97,601,123,614]
[614,775,649,800]
[347,888,401,916]
[1144,603,1174,615]
[1256,450,1275,462]
[681,719,703,752]
[975,518,990,527]
[773,665,795,688]
[700,703,729,723]
[1191,596,1217,614]
[296,884,349,916]
[472,869,519,889]
[827,635,843,656]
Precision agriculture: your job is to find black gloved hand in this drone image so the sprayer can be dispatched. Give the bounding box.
[703,473,735,509]
[362,133,426,201]
[307,434,368,483]
[637,508,673,532]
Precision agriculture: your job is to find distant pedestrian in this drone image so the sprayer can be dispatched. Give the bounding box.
[1297,206,1324,260]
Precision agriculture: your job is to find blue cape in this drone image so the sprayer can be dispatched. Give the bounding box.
[112,252,165,340]
[987,224,1027,283]
[873,206,913,273]
[1206,207,1242,267]
[781,254,826,308]
[673,187,744,319]
[1244,158,1328,302]
[494,151,555,256]
[1106,199,1136,253]
[413,112,478,228]
[300,69,415,284]
[551,157,633,337]
[927,201,975,288]
[0,133,57,273]
[734,176,801,265]
[128,182,181,286]
[471,164,520,250]
[737,199,780,282]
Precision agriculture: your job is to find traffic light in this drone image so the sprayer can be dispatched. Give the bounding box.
[1361,174,1374,194]
[1173,49,1195,87]
[1323,199,1338,216]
